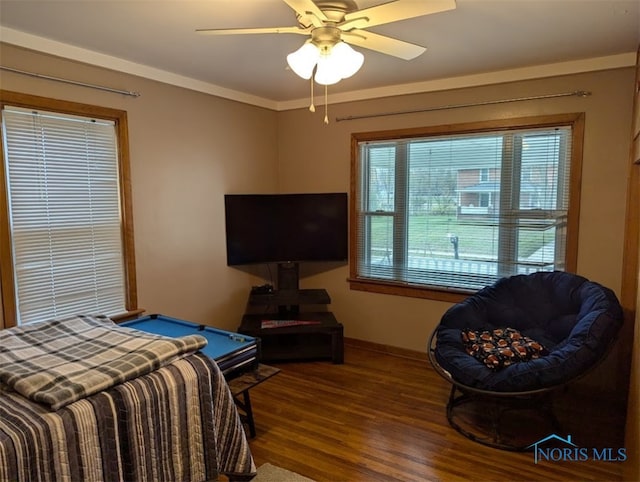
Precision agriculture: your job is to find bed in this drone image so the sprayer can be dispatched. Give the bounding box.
[0,315,256,482]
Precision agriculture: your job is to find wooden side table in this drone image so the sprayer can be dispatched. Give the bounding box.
[228,364,281,438]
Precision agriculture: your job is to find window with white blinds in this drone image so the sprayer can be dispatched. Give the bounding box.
[2,105,127,324]
[350,114,584,299]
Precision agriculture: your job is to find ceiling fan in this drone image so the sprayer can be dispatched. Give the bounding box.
[196,0,456,78]
[197,0,456,123]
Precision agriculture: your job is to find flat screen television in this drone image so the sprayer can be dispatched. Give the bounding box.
[224,193,348,270]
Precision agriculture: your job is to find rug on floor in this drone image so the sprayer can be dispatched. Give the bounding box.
[252,463,315,482]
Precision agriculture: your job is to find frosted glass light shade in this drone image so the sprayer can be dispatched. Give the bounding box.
[314,41,364,85]
[314,55,343,85]
[286,43,320,80]
[330,42,364,79]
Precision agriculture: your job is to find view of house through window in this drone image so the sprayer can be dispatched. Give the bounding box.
[0,95,136,326]
[351,115,583,297]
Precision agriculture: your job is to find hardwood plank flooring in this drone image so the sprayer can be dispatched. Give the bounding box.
[242,344,628,482]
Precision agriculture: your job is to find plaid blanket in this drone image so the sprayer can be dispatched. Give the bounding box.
[0,314,207,410]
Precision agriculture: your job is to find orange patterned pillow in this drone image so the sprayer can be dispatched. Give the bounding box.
[461,327,548,370]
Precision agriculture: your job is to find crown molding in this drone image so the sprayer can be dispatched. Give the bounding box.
[0,27,277,109]
[276,52,637,110]
[1,26,636,112]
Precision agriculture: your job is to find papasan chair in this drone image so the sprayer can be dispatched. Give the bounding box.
[428,271,623,450]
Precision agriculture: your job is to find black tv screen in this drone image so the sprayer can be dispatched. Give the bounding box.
[224,193,348,265]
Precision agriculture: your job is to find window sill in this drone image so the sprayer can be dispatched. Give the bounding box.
[348,278,472,303]
[111,309,146,322]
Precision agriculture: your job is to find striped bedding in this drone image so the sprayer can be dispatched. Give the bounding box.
[0,352,256,481]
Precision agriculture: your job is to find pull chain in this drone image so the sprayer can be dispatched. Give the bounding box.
[309,76,315,112]
[324,84,329,124]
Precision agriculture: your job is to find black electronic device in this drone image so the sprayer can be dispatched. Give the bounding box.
[251,284,274,294]
[224,193,348,289]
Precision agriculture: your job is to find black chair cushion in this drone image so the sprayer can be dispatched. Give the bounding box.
[434,271,623,392]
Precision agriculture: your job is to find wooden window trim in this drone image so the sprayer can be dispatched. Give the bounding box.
[0,90,137,327]
[349,113,585,300]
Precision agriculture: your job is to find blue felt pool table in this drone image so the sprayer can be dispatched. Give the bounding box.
[121,314,260,379]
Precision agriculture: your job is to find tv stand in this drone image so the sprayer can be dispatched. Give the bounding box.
[276,262,300,291]
[238,287,344,364]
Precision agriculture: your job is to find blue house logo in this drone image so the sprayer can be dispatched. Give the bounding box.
[527,434,581,464]
[528,434,627,464]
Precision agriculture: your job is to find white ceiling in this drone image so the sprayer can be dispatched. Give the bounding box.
[0,0,638,110]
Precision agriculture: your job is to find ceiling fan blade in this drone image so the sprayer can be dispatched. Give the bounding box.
[343,30,426,60]
[196,26,308,35]
[282,0,328,24]
[342,0,456,29]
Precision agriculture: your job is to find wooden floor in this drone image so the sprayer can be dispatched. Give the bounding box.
[243,344,628,482]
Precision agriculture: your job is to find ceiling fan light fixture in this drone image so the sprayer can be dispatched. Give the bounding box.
[329,41,364,79]
[314,54,343,85]
[288,34,364,85]
[198,0,452,122]
[314,41,363,85]
[286,42,320,80]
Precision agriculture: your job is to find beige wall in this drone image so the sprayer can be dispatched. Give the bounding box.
[0,41,636,468]
[0,45,635,378]
[0,43,279,331]
[277,68,635,398]
[278,68,633,341]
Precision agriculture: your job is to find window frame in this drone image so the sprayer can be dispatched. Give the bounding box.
[349,113,585,302]
[0,90,139,327]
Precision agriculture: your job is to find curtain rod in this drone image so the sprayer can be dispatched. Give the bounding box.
[335,90,591,122]
[0,65,141,97]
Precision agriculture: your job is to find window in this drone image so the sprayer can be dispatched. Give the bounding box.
[0,91,137,326]
[350,114,584,301]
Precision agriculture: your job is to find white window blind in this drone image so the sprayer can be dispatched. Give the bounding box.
[355,126,572,292]
[2,106,126,324]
